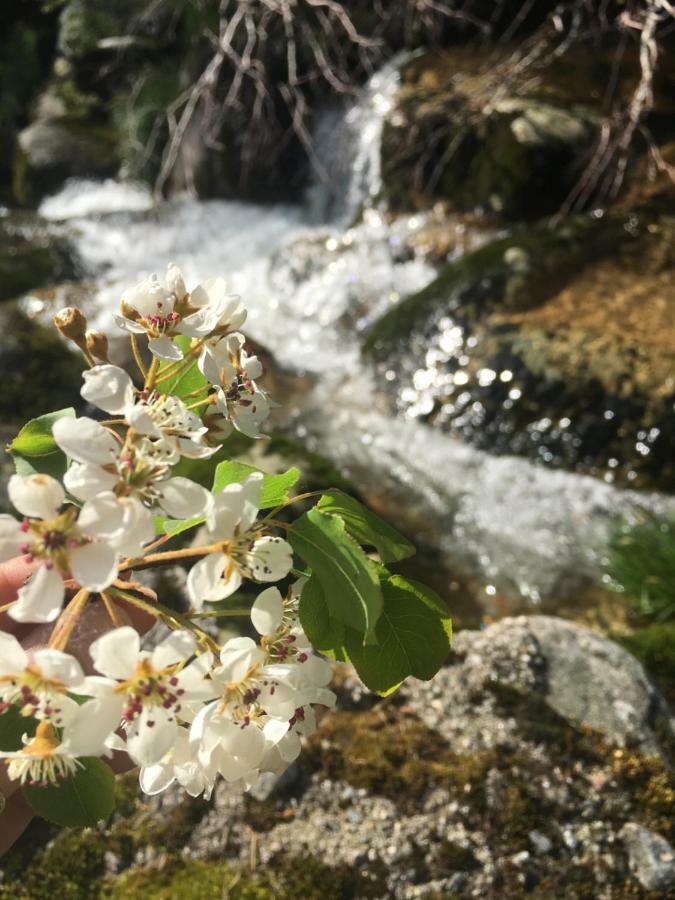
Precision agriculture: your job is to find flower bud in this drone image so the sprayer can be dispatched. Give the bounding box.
[85,330,110,363]
[166,263,187,301]
[53,307,88,350]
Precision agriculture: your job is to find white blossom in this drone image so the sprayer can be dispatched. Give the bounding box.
[0,632,85,726]
[186,475,293,609]
[1,474,128,623]
[0,699,120,786]
[201,333,270,439]
[88,627,216,767]
[113,266,246,361]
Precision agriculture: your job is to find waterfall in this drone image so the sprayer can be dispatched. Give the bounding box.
[305,58,402,224]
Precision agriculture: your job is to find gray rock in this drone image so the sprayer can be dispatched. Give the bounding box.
[620,823,675,891]
[528,830,552,855]
[17,117,119,203]
[405,616,673,757]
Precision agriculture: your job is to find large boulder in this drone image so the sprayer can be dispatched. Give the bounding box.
[363,211,675,490]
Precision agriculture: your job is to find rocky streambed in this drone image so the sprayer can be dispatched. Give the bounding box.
[3,617,674,899]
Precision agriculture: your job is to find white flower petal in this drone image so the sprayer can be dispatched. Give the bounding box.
[126,404,160,436]
[113,314,146,334]
[151,630,196,669]
[263,718,290,745]
[9,565,64,623]
[79,494,153,557]
[64,462,118,501]
[69,541,118,592]
[156,477,209,519]
[248,536,293,583]
[8,474,64,520]
[217,637,265,684]
[0,632,28,675]
[89,626,140,679]
[239,473,262,532]
[186,553,236,608]
[148,335,182,360]
[53,417,119,465]
[251,587,284,636]
[122,274,173,319]
[139,760,176,795]
[207,483,245,535]
[33,649,85,686]
[81,365,134,415]
[166,263,187,301]
[64,694,124,757]
[127,707,177,767]
[78,492,125,538]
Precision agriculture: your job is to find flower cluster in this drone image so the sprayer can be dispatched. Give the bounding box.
[0,264,334,801]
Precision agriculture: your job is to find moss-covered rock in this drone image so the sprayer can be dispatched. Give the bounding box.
[0,212,78,301]
[15,115,119,203]
[381,48,598,219]
[363,211,675,490]
[380,41,675,219]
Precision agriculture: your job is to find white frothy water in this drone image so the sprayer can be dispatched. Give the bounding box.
[33,64,674,608]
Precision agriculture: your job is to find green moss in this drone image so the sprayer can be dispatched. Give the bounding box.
[607,513,675,622]
[616,624,675,706]
[0,828,108,900]
[304,706,452,810]
[103,854,383,900]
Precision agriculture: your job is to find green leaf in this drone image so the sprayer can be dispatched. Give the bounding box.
[9,408,74,480]
[317,490,415,563]
[289,508,382,641]
[9,408,75,456]
[212,460,300,508]
[22,757,115,827]
[344,574,452,695]
[156,335,209,402]
[158,461,301,538]
[298,575,345,652]
[0,706,36,751]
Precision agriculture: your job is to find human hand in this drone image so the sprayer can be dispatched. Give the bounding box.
[0,558,154,856]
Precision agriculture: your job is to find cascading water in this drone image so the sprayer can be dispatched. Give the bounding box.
[28,63,675,614]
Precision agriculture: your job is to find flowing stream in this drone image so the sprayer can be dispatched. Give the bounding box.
[27,65,675,614]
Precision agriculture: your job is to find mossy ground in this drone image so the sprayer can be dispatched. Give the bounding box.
[2,688,673,899]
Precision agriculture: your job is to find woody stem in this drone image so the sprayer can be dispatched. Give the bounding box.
[130,334,148,380]
[108,587,219,654]
[48,588,90,652]
[120,542,222,571]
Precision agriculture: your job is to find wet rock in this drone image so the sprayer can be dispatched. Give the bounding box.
[15,115,119,203]
[0,212,79,301]
[363,212,675,490]
[620,823,675,891]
